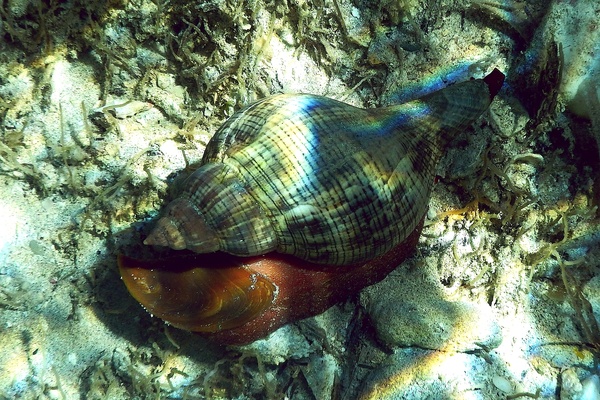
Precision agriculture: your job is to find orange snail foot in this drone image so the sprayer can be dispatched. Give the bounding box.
[118,220,424,345]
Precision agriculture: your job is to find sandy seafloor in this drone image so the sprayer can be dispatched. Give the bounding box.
[1,0,600,399]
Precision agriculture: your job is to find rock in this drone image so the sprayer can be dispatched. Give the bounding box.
[361,261,502,351]
[357,349,488,399]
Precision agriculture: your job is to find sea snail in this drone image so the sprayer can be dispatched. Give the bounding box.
[118,68,505,345]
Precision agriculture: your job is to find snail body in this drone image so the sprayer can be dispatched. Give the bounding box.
[144,69,505,266]
[119,219,423,345]
[121,69,505,344]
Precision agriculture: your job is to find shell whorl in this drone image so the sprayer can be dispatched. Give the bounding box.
[145,70,504,265]
[145,162,278,255]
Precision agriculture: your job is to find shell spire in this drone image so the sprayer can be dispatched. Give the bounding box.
[144,69,505,265]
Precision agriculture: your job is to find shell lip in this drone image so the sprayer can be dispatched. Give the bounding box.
[117,250,249,272]
[117,249,359,275]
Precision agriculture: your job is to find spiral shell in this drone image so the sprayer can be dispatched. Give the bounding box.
[122,69,505,344]
[145,70,505,266]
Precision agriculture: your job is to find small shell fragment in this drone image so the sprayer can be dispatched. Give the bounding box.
[94,100,152,119]
[111,100,152,119]
[492,375,513,394]
[512,153,544,165]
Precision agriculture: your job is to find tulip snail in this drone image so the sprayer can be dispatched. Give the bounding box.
[118,68,505,345]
